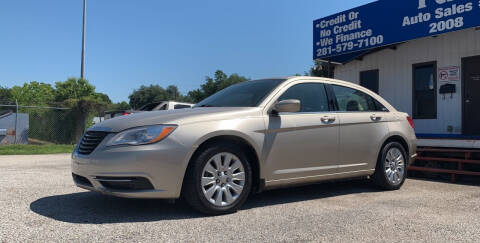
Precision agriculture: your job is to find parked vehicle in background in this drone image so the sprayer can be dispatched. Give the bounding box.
[139,101,194,111]
[104,101,194,120]
[72,77,417,215]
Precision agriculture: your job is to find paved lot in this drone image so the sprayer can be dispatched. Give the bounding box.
[0,154,479,242]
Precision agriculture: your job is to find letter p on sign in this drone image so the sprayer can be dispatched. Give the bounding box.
[418,0,427,9]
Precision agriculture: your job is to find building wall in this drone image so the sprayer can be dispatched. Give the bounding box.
[334,28,480,135]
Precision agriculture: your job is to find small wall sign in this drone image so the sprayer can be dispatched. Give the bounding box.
[438,66,460,83]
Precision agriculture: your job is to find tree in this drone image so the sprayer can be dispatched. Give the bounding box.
[111,101,131,111]
[128,84,190,109]
[0,86,12,103]
[308,60,334,78]
[54,78,96,102]
[54,78,110,141]
[128,85,168,109]
[94,92,112,105]
[187,70,249,103]
[128,70,249,107]
[10,82,55,106]
[166,85,181,101]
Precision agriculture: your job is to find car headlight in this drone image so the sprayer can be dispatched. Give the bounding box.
[106,125,177,146]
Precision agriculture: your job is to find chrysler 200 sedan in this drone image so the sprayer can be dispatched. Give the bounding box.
[72,77,417,215]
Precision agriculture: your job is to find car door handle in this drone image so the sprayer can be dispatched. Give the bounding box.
[321,116,335,123]
[370,114,382,121]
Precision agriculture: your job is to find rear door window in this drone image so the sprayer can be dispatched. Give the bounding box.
[331,85,386,112]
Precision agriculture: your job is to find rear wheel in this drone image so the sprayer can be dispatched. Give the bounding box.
[372,142,407,190]
[183,144,252,215]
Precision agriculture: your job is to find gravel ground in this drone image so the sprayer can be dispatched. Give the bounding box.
[0,154,479,242]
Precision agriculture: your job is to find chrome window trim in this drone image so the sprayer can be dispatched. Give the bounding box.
[277,111,336,116]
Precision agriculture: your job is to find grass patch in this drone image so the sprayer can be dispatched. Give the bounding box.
[0,144,75,155]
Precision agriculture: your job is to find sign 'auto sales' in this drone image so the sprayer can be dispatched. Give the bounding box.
[313,0,480,61]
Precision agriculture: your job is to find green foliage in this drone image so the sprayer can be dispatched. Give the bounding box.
[166,85,180,101]
[0,86,12,102]
[129,85,167,109]
[94,92,112,104]
[6,66,326,145]
[24,108,81,144]
[308,60,334,78]
[187,70,249,103]
[54,78,96,102]
[128,70,249,107]
[61,95,107,114]
[10,82,55,105]
[128,84,190,109]
[111,101,131,111]
[6,78,115,144]
[54,78,111,138]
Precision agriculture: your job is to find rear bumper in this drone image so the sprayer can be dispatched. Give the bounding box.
[410,153,417,165]
[408,133,417,166]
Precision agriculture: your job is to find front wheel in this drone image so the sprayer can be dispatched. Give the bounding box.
[183,144,252,215]
[372,142,408,190]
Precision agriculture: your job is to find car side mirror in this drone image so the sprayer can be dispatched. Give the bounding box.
[272,99,301,114]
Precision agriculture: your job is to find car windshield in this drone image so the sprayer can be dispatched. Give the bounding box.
[194,79,285,108]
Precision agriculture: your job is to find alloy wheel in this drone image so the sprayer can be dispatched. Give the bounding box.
[201,152,246,206]
[384,147,405,185]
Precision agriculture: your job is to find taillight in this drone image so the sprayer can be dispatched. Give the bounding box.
[407,116,415,129]
[122,112,131,116]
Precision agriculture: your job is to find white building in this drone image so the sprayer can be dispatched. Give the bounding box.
[314,1,480,148]
[335,28,480,138]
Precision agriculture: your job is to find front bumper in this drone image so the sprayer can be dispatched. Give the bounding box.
[71,135,191,199]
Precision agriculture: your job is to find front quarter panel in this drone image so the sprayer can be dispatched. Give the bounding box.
[172,115,266,191]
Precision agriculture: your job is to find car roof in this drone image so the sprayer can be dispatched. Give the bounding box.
[268,76,397,112]
[251,76,362,86]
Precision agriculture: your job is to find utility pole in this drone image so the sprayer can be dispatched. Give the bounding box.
[80,0,86,79]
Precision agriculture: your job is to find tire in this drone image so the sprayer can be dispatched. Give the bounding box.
[372,142,408,190]
[183,143,253,215]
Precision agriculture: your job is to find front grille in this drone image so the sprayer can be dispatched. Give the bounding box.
[77,131,108,155]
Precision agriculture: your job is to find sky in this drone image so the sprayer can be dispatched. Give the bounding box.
[0,0,373,103]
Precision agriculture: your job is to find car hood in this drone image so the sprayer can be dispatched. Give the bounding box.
[90,107,262,132]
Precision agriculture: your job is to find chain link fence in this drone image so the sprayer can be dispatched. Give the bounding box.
[0,100,96,146]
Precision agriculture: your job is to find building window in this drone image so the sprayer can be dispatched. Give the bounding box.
[412,62,437,119]
[360,69,379,94]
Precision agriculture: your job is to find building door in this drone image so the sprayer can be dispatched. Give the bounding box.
[463,56,480,136]
[412,62,437,119]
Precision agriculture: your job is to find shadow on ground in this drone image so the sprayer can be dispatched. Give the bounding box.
[30,179,379,224]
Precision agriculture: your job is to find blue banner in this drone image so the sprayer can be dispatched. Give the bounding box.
[313,0,480,61]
